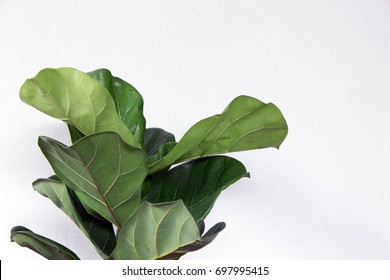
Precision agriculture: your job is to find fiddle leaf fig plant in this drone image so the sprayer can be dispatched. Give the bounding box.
[11,67,288,260]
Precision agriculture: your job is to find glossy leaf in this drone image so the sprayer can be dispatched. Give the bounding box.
[144,128,175,156]
[38,132,148,228]
[19,67,140,148]
[88,69,146,146]
[158,222,226,260]
[10,226,79,260]
[148,95,288,173]
[33,176,116,258]
[144,156,248,223]
[111,201,200,260]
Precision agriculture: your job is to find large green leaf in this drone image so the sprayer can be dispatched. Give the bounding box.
[10,226,79,260]
[88,69,146,147]
[158,222,226,260]
[111,201,200,260]
[148,95,288,173]
[33,176,116,258]
[19,67,140,148]
[144,156,248,223]
[38,132,148,228]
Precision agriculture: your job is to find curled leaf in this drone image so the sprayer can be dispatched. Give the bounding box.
[20,67,140,147]
[148,95,288,173]
[33,176,116,258]
[158,222,226,260]
[10,226,79,260]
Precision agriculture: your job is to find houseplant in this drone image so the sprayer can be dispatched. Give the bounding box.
[11,67,288,259]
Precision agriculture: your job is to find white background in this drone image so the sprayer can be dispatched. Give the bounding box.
[1,0,390,260]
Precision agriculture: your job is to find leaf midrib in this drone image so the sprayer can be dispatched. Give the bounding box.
[71,142,122,228]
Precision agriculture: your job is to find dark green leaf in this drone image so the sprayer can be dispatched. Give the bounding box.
[141,128,177,199]
[144,156,248,223]
[198,221,206,236]
[158,222,226,260]
[10,226,79,260]
[111,200,200,260]
[33,176,116,258]
[88,69,146,147]
[141,170,166,201]
[19,67,140,148]
[67,124,85,143]
[38,132,148,228]
[146,142,176,166]
[144,128,175,156]
[148,95,288,173]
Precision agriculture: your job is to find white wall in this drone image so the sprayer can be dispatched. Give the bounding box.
[1,0,390,260]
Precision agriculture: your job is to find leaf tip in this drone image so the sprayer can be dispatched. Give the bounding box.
[37,135,48,142]
[10,226,28,241]
[216,222,226,232]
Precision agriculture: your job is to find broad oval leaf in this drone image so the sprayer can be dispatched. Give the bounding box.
[19,67,140,148]
[38,132,148,228]
[33,176,116,258]
[148,95,288,173]
[111,201,200,260]
[158,222,226,260]
[10,226,79,260]
[144,156,248,223]
[88,69,146,146]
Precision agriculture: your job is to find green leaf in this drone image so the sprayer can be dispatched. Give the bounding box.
[144,156,248,223]
[146,142,176,166]
[111,200,200,260]
[38,132,148,228]
[88,69,146,147]
[33,176,116,258]
[144,128,176,167]
[158,222,226,260]
[144,128,175,157]
[19,67,140,148]
[141,128,176,201]
[148,95,288,173]
[10,226,79,260]
[141,170,166,201]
